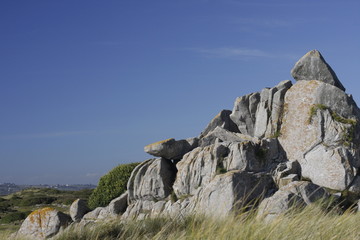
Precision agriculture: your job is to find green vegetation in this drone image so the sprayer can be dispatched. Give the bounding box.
[43,203,360,240]
[308,104,357,146]
[88,162,139,209]
[0,188,93,233]
[270,130,282,138]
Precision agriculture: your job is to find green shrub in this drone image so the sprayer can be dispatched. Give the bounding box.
[0,211,31,224]
[17,196,57,206]
[88,162,139,209]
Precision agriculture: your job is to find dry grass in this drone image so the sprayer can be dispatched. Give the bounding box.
[5,203,360,240]
[53,204,360,240]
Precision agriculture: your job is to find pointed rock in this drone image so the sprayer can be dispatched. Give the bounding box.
[291,50,345,91]
[200,110,239,138]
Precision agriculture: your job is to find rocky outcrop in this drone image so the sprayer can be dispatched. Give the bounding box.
[69,199,90,222]
[291,50,345,91]
[20,49,360,237]
[257,181,329,221]
[18,207,71,239]
[144,138,197,160]
[127,158,177,203]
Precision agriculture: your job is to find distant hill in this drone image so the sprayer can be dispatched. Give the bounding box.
[0,183,96,196]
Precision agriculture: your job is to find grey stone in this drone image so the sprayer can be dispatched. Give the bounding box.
[272,161,301,188]
[18,207,71,239]
[230,80,292,138]
[199,126,251,147]
[173,143,229,197]
[257,181,329,221]
[69,199,90,222]
[81,207,104,221]
[127,158,177,204]
[144,138,196,160]
[230,92,260,136]
[97,192,128,220]
[279,80,360,191]
[278,174,299,188]
[254,80,292,138]
[224,138,285,173]
[192,170,275,217]
[291,50,345,91]
[200,110,239,138]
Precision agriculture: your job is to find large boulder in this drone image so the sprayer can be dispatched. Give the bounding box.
[144,138,197,160]
[69,199,90,222]
[192,170,275,217]
[230,80,292,138]
[127,158,177,203]
[279,80,360,191]
[200,109,239,138]
[18,207,71,239]
[291,50,345,91]
[257,181,329,221]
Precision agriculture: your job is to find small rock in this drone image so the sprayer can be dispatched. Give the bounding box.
[69,199,90,222]
[18,207,71,239]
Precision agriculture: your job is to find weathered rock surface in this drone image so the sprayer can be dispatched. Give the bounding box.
[173,143,229,197]
[230,80,292,138]
[279,80,360,191]
[18,207,71,239]
[81,207,104,222]
[192,170,275,217]
[257,181,329,221]
[200,110,239,138]
[127,158,177,203]
[69,199,90,222]
[97,192,128,219]
[198,126,254,147]
[144,138,197,160]
[174,139,283,197]
[291,50,345,91]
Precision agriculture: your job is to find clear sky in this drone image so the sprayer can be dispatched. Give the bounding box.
[1,0,360,185]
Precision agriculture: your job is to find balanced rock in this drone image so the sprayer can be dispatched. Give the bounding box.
[144,138,197,160]
[257,181,329,221]
[291,50,345,91]
[127,158,177,203]
[69,199,90,222]
[18,207,71,239]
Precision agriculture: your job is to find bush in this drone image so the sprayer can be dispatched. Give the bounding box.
[0,211,31,224]
[88,162,139,209]
[17,196,57,206]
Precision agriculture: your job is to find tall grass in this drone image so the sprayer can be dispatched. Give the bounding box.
[6,203,360,240]
[53,204,360,240]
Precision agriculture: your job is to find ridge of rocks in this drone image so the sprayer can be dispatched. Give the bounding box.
[17,50,360,238]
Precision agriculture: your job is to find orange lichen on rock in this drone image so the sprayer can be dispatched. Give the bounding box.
[28,207,55,226]
[145,138,174,148]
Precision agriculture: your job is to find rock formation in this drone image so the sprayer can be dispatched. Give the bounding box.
[18,50,360,237]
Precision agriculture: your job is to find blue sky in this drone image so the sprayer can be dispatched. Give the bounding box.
[1,0,360,184]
